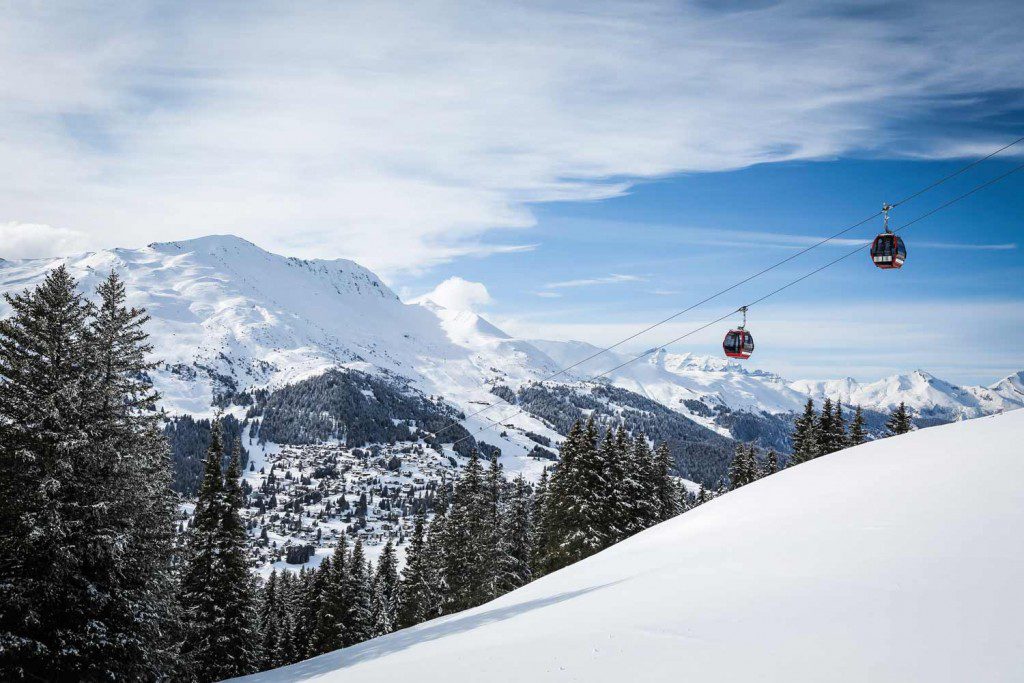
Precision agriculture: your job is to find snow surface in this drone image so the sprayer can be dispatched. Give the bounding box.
[235,410,1024,683]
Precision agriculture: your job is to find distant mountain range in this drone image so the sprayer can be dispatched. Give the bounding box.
[1,234,1020,473]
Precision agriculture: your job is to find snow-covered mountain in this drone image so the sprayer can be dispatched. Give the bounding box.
[0,235,561,413]
[791,368,1024,421]
[235,409,1024,683]
[0,234,1019,443]
[529,338,1024,426]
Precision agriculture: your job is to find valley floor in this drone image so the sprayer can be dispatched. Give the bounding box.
[235,410,1024,683]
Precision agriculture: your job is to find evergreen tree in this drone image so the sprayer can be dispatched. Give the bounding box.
[311,537,348,654]
[0,268,179,680]
[343,539,373,645]
[372,540,400,636]
[652,442,681,522]
[529,468,553,578]
[397,512,437,628]
[762,450,779,477]
[482,452,505,598]
[216,439,260,675]
[302,557,332,658]
[789,399,820,465]
[849,405,868,445]
[259,571,284,671]
[546,418,607,570]
[832,402,849,452]
[597,427,628,544]
[276,572,301,665]
[817,399,849,455]
[179,424,228,680]
[817,398,835,454]
[496,475,533,594]
[886,402,913,436]
[440,451,490,612]
[728,443,759,490]
[628,434,659,531]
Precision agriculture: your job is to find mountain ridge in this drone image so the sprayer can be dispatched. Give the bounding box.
[1,234,1019,444]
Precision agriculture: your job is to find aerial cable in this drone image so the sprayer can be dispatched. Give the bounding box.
[445,160,1024,449]
[427,135,1024,442]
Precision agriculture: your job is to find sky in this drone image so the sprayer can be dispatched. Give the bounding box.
[1,1,1022,384]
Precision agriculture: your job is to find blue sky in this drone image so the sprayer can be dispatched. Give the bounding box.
[0,1,1022,383]
[406,156,1024,384]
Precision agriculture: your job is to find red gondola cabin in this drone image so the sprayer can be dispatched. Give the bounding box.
[870,232,907,269]
[723,329,754,359]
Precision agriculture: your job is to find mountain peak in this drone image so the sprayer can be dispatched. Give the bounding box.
[148,233,262,253]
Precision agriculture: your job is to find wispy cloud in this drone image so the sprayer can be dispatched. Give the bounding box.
[0,2,1021,273]
[534,291,563,298]
[544,274,644,290]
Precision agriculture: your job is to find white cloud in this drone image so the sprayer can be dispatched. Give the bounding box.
[412,276,493,312]
[0,222,91,259]
[544,274,644,289]
[0,2,1022,274]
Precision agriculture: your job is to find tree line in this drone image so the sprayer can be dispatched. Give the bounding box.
[725,396,915,491]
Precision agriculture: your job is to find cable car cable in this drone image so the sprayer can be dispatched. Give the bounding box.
[445,160,1024,449]
[424,135,1024,443]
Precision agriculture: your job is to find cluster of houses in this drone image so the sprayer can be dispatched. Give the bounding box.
[239,439,457,570]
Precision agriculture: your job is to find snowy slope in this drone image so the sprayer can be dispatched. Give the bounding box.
[236,410,1024,683]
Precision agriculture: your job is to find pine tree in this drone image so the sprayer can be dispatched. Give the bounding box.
[628,434,659,531]
[529,468,552,578]
[652,442,681,522]
[496,475,533,594]
[598,427,628,544]
[832,402,849,452]
[818,398,836,453]
[397,512,437,628]
[546,418,607,570]
[440,451,490,612]
[849,405,868,445]
[259,571,283,671]
[482,451,505,598]
[179,423,228,680]
[0,268,179,680]
[790,398,820,465]
[728,443,759,490]
[310,536,349,654]
[216,438,260,675]
[343,539,373,645]
[372,540,400,636]
[88,271,180,676]
[886,401,913,436]
[817,399,848,455]
[762,450,779,477]
[302,557,333,658]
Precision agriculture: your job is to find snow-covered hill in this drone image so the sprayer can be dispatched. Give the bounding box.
[235,409,1024,683]
[0,235,1018,439]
